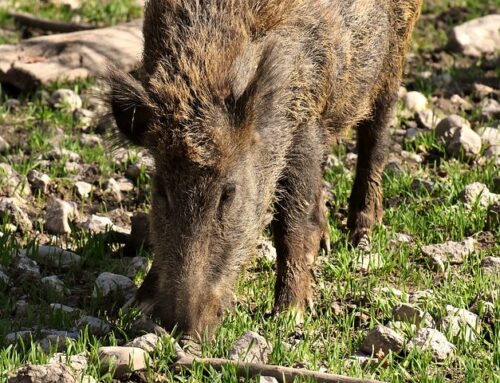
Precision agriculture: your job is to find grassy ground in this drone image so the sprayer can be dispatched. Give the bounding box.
[0,1,498,382]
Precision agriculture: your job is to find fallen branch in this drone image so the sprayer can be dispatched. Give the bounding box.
[8,11,95,33]
[173,355,384,383]
[0,19,143,92]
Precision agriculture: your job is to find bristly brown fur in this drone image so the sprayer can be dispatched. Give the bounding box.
[108,0,422,337]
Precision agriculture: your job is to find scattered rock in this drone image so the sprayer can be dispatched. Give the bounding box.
[0,265,10,285]
[50,303,78,313]
[441,305,480,342]
[117,178,134,193]
[480,256,500,275]
[84,215,114,234]
[354,252,384,272]
[48,353,88,372]
[473,83,495,99]
[229,331,271,363]
[372,286,403,299]
[408,328,454,362]
[79,134,102,147]
[403,91,428,113]
[39,331,78,353]
[0,135,10,153]
[260,377,279,383]
[360,325,404,355]
[8,363,77,383]
[4,98,20,112]
[49,89,83,111]
[405,127,425,141]
[44,199,78,235]
[27,170,51,194]
[77,315,112,335]
[480,98,500,121]
[127,257,150,278]
[393,304,435,328]
[93,272,136,299]
[105,178,123,202]
[448,14,500,57]
[421,237,475,269]
[74,181,93,198]
[460,182,498,208]
[450,94,473,111]
[392,233,413,244]
[6,330,34,345]
[484,145,500,165]
[347,352,379,368]
[343,152,358,169]
[126,333,160,353]
[0,197,32,231]
[98,346,149,378]
[46,148,80,162]
[476,127,500,148]
[36,246,81,269]
[256,239,277,262]
[64,162,83,174]
[41,275,66,294]
[73,108,95,128]
[411,178,434,193]
[415,109,439,130]
[435,115,481,159]
[384,161,405,175]
[12,252,40,279]
[409,290,434,303]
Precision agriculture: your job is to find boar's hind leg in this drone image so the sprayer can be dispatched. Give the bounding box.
[272,131,327,314]
[347,92,396,245]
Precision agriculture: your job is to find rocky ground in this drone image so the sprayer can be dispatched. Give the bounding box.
[0,1,499,382]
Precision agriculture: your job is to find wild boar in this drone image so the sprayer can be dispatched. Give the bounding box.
[108,0,422,337]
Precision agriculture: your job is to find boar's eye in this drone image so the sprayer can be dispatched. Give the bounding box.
[219,184,236,208]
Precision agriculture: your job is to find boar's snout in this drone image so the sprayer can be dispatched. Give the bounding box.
[138,272,226,339]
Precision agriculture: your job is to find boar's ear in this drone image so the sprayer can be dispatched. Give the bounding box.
[107,69,152,147]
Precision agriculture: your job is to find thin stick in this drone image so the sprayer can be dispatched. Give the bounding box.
[8,11,95,33]
[174,356,384,383]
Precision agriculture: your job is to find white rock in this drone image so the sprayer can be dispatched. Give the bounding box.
[45,198,78,235]
[74,181,93,198]
[256,239,277,262]
[64,162,82,174]
[480,99,500,121]
[98,346,149,378]
[436,115,481,159]
[6,330,34,345]
[409,290,434,303]
[40,331,77,352]
[104,177,123,202]
[93,272,136,299]
[449,15,500,57]
[442,305,480,342]
[9,363,77,383]
[460,182,498,208]
[80,134,102,147]
[117,178,134,193]
[0,197,32,231]
[73,108,95,128]
[229,331,271,363]
[360,325,404,355]
[84,215,114,234]
[372,286,403,299]
[343,152,358,168]
[476,127,500,148]
[404,91,428,113]
[393,304,435,328]
[421,237,475,267]
[46,147,81,162]
[49,352,88,371]
[12,252,40,278]
[0,136,9,153]
[346,352,378,368]
[77,315,112,335]
[408,328,454,361]
[41,275,66,294]
[480,256,500,274]
[260,377,279,383]
[27,170,51,194]
[49,89,83,111]
[415,109,439,130]
[36,245,81,269]
[50,303,78,313]
[126,333,160,353]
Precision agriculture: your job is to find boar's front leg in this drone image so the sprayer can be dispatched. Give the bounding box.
[272,127,328,314]
[347,92,395,244]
